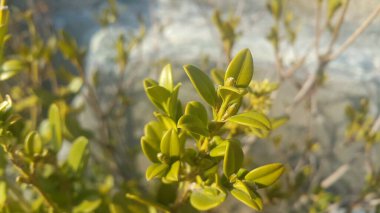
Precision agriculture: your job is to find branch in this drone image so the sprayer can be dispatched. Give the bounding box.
[328,4,380,61]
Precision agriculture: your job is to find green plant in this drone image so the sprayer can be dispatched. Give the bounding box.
[130,49,284,212]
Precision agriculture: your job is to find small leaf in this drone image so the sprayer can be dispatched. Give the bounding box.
[73,199,102,213]
[144,83,171,112]
[231,188,263,211]
[271,116,289,129]
[165,160,180,182]
[160,129,181,157]
[0,60,24,81]
[190,186,226,211]
[167,83,181,119]
[211,68,225,85]
[209,141,228,157]
[49,104,63,151]
[184,101,208,125]
[245,163,284,188]
[183,65,217,106]
[0,181,6,209]
[67,137,88,173]
[178,114,209,137]
[218,86,244,103]
[154,113,177,130]
[228,111,271,131]
[159,64,174,91]
[146,163,169,180]
[141,136,160,163]
[24,131,43,156]
[224,49,253,88]
[223,140,244,178]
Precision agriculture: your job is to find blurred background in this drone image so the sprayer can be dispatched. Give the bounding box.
[4,0,380,212]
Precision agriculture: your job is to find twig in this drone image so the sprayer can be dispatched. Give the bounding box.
[328,4,380,61]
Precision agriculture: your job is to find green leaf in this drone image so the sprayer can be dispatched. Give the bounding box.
[190,186,226,211]
[228,111,271,131]
[231,188,263,211]
[141,136,160,163]
[160,129,181,157]
[224,49,253,88]
[209,141,228,157]
[144,121,165,143]
[126,193,171,213]
[0,181,6,209]
[178,114,209,137]
[167,83,181,119]
[73,199,102,213]
[49,104,63,151]
[211,68,225,85]
[159,64,174,91]
[218,86,244,102]
[67,136,88,173]
[165,160,180,182]
[244,163,284,188]
[154,113,177,130]
[0,60,24,81]
[183,65,217,106]
[146,163,169,180]
[184,101,208,125]
[24,131,43,156]
[223,140,244,178]
[144,83,171,112]
[271,116,289,129]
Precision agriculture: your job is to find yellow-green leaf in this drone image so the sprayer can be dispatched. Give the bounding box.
[184,101,208,125]
[165,160,180,182]
[209,141,228,157]
[73,199,102,213]
[224,49,253,88]
[228,111,271,131]
[223,140,243,177]
[24,131,43,156]
[0,60,24,81]
[67,136,88,173]
[190,186,226,211]
[231,188,263,211]
[126,193,171,213]
[49,104,63,151]
[178,114,209,137]
[245,163,284,188]
[141,136,160,163]
[146,163,169,181]
[160,129,180,157]
[183,65,217,106]
[159,64,174,91]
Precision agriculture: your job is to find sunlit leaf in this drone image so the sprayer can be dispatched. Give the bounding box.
[160,129,181,157]
[146,163,169,181]
[0,59,24,81]
[165,160,180,182]
[231,188,263,211]
[49,104,63,151]
[67,136,88,173]
[24,131,43,156]
[183,65,217,106]
[224,49,253,88]
[73,199,102,213]
[159,64,174,91]
[245,163,284,188]
[228,111,271,131]
[178,114,209,137]
[190,186,226,211]
[223,140,244,177]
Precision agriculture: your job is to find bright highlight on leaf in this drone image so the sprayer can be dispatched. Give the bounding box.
[245,163,285,188]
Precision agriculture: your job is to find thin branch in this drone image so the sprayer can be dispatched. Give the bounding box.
[328,4,380,61]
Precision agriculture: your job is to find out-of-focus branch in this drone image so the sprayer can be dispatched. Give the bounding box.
[328,4,380,61]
